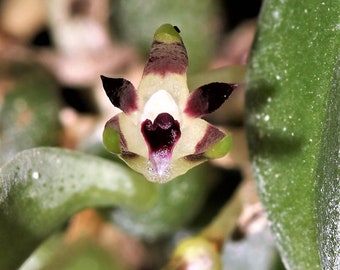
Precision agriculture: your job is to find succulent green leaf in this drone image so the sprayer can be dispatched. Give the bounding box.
[37,240,129,270]
[315,55,340,270]
[0,147,156,269]
[112,163,211,239]
[20,234,64,270]
[245,1,339,269]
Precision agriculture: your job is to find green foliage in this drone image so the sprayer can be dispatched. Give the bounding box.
[0,148,156,269]
[315,55,340,270]
[0,148,211,269]
[0,64,61,165]
[113,163,210,240]
[245,1,339,269]
[41,240,129,270]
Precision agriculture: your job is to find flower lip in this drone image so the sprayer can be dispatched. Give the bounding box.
[141,113,181,175]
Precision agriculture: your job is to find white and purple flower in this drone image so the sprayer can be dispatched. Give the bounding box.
[101,24,237,183]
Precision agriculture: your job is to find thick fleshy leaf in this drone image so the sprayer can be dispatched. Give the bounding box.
[184,83,237,118]
[315,57,339,270]
[245,1,339,269]
[0,147,156,269]
[101,75,138,113]
[112,163,210,239]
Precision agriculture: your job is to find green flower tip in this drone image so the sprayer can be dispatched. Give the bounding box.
[103,125,120,154]
[205,134,232,159]
[154,23,182,43]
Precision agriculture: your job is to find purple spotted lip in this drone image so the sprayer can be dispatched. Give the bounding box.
[141,113,181,176]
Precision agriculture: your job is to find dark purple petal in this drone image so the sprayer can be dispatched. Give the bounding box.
[101,75,138,113]
[141,113,181,174]
[143,41,188,76]
[184,83,238,118]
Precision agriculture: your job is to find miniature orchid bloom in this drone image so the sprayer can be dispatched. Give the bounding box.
[101,24,237,183]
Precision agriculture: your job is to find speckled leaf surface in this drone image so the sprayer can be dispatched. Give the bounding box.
[245,1,339,269]
[0,147,156,269]
[0,147,213,269]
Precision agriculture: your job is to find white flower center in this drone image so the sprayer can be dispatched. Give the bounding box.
[141,89,180,122]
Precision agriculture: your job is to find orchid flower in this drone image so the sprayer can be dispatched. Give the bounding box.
[101,24,237,183]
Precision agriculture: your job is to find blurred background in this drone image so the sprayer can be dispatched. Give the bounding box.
[0,0,261,159]
[0,0,287,269]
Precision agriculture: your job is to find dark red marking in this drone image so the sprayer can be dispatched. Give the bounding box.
[105,115,128,151]
[141,113,181,159]
[194,125,225,154]
[143,41,188,76]
[121,151,138,159]
[184,83,238,118]
[101,75,138,113]
[184,153,205,162]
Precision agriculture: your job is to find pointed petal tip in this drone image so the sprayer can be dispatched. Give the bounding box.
[230,83,239,90]
[184,82,237,118]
